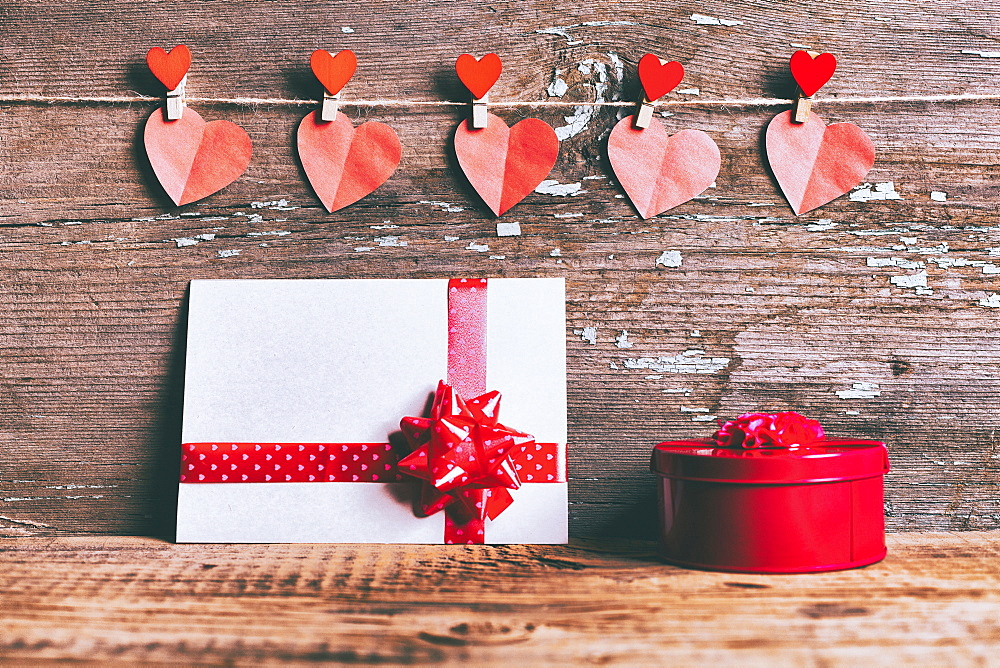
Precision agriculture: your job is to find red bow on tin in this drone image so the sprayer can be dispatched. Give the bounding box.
[713,411,825,449]
[397,381,534,522]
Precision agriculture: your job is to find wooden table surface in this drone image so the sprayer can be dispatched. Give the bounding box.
[0,531,996,664]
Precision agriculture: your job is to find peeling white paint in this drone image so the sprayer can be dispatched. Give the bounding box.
[217,249,241,258]
[246,230,291,237]
[645,374,663,380]
[0,514,51,528]
[555,105,597,140]
[466,242,489,252]
[790,42,811,49]
[553,57,616,140]
[867,257,925,269]
[444,235,460,242]
[171,233,216,248]
[376,236,407,247]
[535,21,638,46]
[656,250,683,268]
[251,199,297,210]
[355,247,373,252]
[890,270,929,290]
[419,200,465,213]
[489,255,506,260]
[979,294,1000,308]
[899,237,917,245]
[930,191,947,202]
[690,13,743,26]
[550,248,563,257]
[850,228,912,237]
[680,406,710,413]
[496,222,522,237]
[690,330,701,337]
[667,213,780,223]
[623,350,731,374]
[554,212,584,218]
[850,182,902,202]
[661,388,693,394]
[676,87,700,95]
[807,219,837,231]
[929,256,1000,274]
[535,180,585,196]
[962,49,1000,58]
[370,222,398,230]
[836,382,881,399]
[608,52,624,86]
[547,72,568,97]
[341,26,354,33]
[615,331,634,348]
[574,327,598,344]
[609,361,619,369]
[691,414,718,422]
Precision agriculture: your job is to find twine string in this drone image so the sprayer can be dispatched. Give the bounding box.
[0,92,998,108]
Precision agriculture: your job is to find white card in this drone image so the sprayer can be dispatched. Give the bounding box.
[176,278,567,543]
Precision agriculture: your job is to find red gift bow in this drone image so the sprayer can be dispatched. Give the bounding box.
[398,380,534,523]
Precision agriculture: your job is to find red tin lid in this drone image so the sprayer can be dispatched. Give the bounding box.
[651,439,889,484]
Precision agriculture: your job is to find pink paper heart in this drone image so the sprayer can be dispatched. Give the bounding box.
[766,110,875,215]
[144,108,252,205]
[297,110,402,213]
[607,116,720,218]
[454,113,559,216]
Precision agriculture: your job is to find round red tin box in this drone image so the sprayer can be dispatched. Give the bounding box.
[651,439,890,573]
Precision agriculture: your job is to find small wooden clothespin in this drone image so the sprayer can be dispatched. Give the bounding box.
[635,54,684,129]
[146,45,192,121]
[455,53,502,130]
[789,50,837,124]
[310,49,357,122]
[165,75,187,121]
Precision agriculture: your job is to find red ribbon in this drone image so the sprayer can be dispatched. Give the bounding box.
[179,278,564,544]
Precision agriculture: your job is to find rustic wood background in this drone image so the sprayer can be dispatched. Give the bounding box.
[1,0,999,540]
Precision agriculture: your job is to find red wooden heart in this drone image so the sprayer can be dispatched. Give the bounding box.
[144,108,253,205]
[454,113,558,216]
[297,110,402,213]
[790,50,837,97]
[608,116,720,219]
[455,53,502,99]
[766,110,875,215]
[147,45,191,90]
[310,49,357,95]
[638,54,684,101]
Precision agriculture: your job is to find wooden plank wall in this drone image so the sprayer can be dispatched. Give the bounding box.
[1,0,998,539]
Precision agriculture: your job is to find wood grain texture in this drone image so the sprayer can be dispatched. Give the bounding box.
[1,1,999,539]
[0,533,997,664]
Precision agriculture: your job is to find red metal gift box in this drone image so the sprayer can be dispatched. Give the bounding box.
[651,439,890,573]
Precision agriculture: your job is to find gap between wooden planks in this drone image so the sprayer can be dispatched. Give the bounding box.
[0,531,996,664]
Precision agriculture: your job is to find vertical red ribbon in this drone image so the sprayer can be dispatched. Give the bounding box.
[444,278,489,544]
